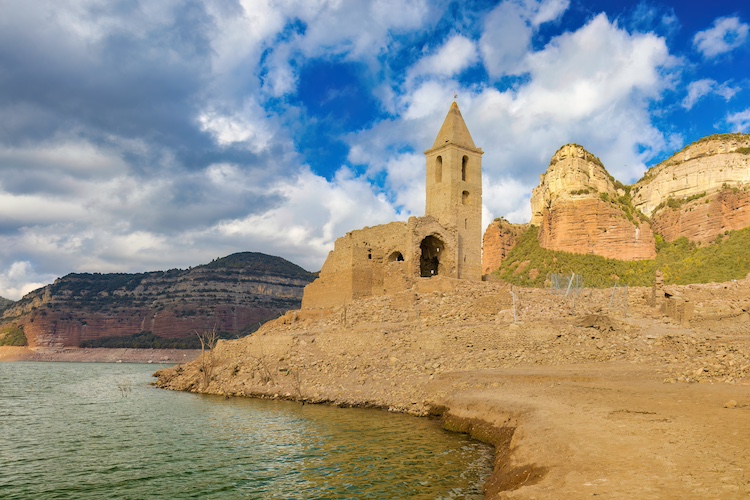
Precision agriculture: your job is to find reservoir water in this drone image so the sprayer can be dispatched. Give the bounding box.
[0,362,492,499]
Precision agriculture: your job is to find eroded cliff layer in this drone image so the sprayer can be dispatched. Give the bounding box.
[482,219,528,275]
[530,144,656,261]
[1,252,315,348]
[633,134,750,216]
[650,187,750,244]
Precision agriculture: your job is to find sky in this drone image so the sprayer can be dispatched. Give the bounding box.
[1,0,749,300]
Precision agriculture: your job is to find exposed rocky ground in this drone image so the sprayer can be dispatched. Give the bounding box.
[155,276,750,498]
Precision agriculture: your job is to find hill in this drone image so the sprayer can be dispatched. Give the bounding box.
[0,296,13,314]
[0,252,316,348]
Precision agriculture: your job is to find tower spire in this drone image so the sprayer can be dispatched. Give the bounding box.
[429,101,478,151]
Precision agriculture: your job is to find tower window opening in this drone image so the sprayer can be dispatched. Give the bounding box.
[462,190,469,205]
[461,156,468,181]
[420,236,445,277]
[435,156,443,183]
[368,249,372,260]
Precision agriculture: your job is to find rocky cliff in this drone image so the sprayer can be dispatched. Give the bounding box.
[482,135,750,275]
[482,219,528,275]
[0,296,13,314]
[650,187,750,244]
[529,144,656,261]
[632,134,750,244]
[632,134,750,217]
[1,252,315,348]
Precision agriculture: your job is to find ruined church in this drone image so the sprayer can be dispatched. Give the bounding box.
[302,102,483,310]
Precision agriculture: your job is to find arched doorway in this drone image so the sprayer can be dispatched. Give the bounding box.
[420,235,444,277]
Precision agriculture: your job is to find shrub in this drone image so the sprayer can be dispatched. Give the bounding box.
[0,325,27,346]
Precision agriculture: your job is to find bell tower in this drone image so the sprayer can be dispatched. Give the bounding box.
[424,102,483,280]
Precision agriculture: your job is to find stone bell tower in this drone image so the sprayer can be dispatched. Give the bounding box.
[424,101,483,280]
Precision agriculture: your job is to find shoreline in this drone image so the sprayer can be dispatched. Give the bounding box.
[153,280,750,498]
[0,346,201,364]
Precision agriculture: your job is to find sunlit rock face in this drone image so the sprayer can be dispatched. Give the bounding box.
[632,134,750,217]
[530,144,656,261]
[632,134,750,245]
[1,252,315,348]
[481,219,528,276]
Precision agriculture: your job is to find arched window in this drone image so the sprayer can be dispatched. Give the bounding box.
[420,236,445,277]
[461,156,468,181]
[388,251,404,262]
[435,156,442,183]
[462,190,469,205]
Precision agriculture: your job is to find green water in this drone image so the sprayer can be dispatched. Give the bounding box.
[0,362,492,499]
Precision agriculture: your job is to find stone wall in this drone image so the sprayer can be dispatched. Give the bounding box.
[302,216,459,310]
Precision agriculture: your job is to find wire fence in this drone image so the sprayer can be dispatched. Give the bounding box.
[549,273,584,296]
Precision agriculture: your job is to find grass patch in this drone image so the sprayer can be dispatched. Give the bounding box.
[494,226,750,287]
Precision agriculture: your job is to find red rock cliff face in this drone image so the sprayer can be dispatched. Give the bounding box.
[2,252,315,348]
[482,219,528,275]
[537,198,656,260]
[651,188,750,244]
[530,144,656,261]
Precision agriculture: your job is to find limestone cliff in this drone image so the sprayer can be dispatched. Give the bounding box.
[650,187,750,244]
[530,144,656,261]
[632,134,750,244]
[632,134,750,216]
[482,219,528,275]
[1,252,315,348]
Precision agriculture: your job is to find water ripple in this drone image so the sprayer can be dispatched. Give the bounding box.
[0,362,492,499]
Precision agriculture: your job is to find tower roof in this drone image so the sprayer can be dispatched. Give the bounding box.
[429,101,478,151]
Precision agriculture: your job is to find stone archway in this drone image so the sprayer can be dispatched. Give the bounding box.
[419,235,445,277]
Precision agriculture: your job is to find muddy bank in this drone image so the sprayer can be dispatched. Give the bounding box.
[0,346,200,364]
[154,280,750,498]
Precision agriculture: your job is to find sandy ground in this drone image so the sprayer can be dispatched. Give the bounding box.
[0,346,200,364]
[154,278,750,498]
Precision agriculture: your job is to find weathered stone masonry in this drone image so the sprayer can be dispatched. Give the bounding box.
[302,102,483,310]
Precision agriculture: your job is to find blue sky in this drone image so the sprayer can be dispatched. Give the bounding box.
[1,0,749,299]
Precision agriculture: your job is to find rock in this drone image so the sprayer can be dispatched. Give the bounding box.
[724,400,737,409]
[482,219,528,274]
[529,144,656,261]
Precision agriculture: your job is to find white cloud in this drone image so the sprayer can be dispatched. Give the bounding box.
[479,0,571,78]
[198,107,273,152]
[0,261,54,300]
[682,79,741,110]
[351,11,676,229]
[693,16,749,58]
[410,35,479,79]
[532,0,570,27]
[726,109,750,132]
[216,166,401,271]
[480,1,533,78]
